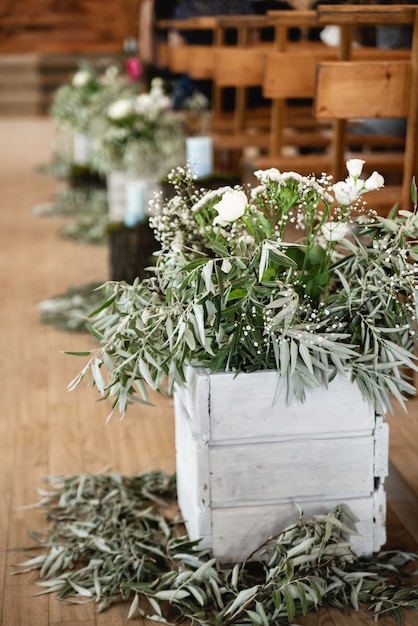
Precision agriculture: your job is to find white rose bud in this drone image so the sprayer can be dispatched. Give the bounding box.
[213,190,247,226]
[346,158,365,179]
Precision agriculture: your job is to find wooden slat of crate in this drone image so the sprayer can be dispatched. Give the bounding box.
[210,436,375,505]
[210,490,385,563]
[178,367,375,442]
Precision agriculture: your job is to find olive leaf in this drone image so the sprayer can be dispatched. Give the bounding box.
[12,471,418,625]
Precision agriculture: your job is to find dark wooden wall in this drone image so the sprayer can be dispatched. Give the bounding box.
[0,0,141,54]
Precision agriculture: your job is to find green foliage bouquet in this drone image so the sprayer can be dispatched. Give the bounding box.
[72,159,418,416]
[89,77,186,179]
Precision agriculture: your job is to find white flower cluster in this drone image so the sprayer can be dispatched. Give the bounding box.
[107,78,171,122]
[332,158,384,207]
[206,159,383,242]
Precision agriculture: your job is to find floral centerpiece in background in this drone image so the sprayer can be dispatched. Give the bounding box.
[50,63,142,172]
[90,77,185,180]
[72,159,418,416]
[51,63,141,135]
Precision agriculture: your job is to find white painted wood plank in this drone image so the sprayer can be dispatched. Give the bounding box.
[374,416,389,479]
[211,497,377,563]
[207,371,374,440]
[373,482,387,552]
[174,394,211,539]
[175,367,211,440]
[209,437,375,504]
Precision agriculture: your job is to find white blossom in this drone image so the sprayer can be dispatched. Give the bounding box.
[213,190,247,226]
[192,186,233,213]
[254,168,282,183]
[364,171,385,191]
[102,65,120,83]
[72,70,91,87]
[150,77,165,94]
[135,93,153,115]
[332,180,362,206]
[107,98,135,120]
[346,158,365,179]
[281,171,304,183]
[321,221,350,241]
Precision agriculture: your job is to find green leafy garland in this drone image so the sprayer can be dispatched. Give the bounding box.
[37,282,109,332]
[13,471,418,624]
[33,187,109,245]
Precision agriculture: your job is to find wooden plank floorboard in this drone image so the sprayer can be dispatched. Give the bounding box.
[0,116,418,625]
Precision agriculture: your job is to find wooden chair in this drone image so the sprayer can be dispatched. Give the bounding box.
[241,11,338,181]
[208,45,273,174]
[157,16,220,75]
[160,14,271,137]
[162,14,276,174]
[314,4,418,211]
[237,11,338,182]
[210,14,273,131]
[242,7,414,198]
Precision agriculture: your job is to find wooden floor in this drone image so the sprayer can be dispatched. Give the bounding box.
[0,116,418,626]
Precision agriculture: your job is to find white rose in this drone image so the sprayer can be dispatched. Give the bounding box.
[346,158,365,179]
[213,190,247,226]
[108,99,134,120]
[72,70,91,87]
[332,180,362,206]
[321,221,350,241]
[364,171,385,191]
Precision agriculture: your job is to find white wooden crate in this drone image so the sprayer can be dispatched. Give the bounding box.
[174,367,388,564]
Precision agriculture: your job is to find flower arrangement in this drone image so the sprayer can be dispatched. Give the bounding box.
[89,77,186,179]
[71,159,418,416]
[50,63,140,134]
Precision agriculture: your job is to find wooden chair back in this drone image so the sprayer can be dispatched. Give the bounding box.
[266,9,318,47]
[263,48,337,100]
[315,60,410,119]
[259,46,338,165]
[215,14,272,46]
[157,16,220,74]
[187,46,215,80]
[314,4,418,210]
[167,44,189,74]
[209,45,272,155]
[240,12,338,179]
[212,46,267,88]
